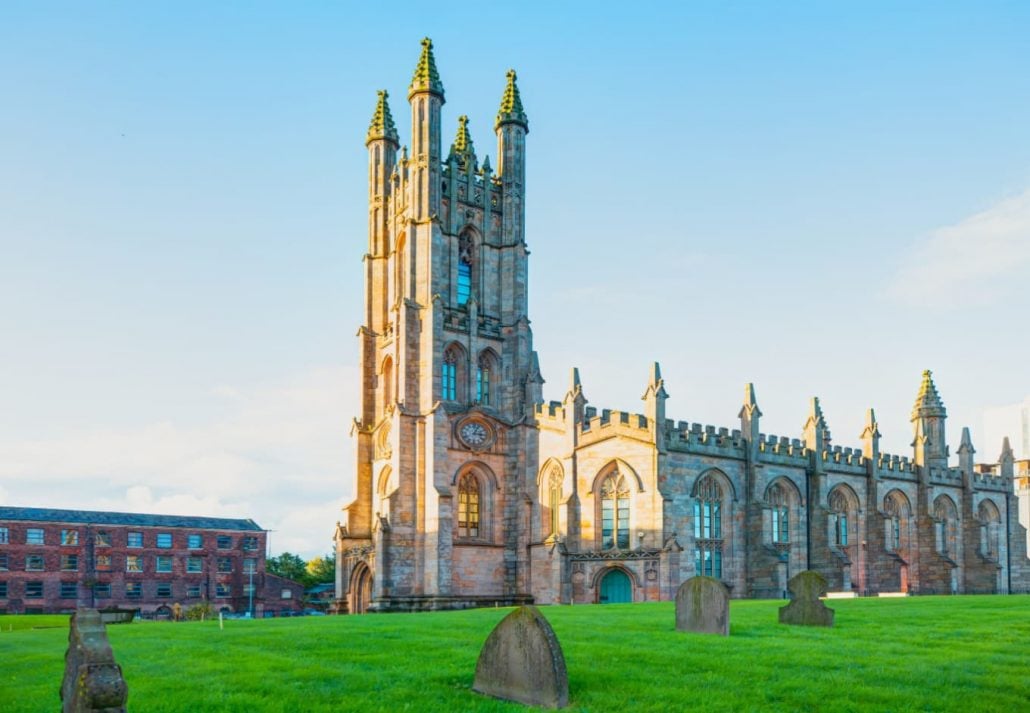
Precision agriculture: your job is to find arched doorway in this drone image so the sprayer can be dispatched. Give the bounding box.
[350,563,372,614]
[599,569,632,604]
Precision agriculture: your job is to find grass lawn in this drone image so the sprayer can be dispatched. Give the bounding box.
[2,596,1028,712]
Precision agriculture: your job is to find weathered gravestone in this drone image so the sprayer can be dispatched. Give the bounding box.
[675,576,730,636]
[60,609,128,713]
[779,570,835,627]
[472,605,569,709]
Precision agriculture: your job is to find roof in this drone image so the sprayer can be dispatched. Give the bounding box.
[0,506,263,532]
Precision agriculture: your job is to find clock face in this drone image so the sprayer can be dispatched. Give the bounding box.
[459,421,489,449]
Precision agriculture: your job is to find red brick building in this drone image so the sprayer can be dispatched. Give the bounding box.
[0,507,303,616]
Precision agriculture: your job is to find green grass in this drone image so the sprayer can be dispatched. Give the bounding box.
[2,596,1028,712]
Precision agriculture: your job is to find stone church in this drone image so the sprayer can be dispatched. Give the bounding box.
[333,39,1030,612]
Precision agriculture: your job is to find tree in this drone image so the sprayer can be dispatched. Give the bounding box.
[267,552,309,586]
[306,554,335,585]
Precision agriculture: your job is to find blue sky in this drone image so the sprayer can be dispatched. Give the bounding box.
[2,2,1029,556]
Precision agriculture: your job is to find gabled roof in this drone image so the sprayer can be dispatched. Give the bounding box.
[0,506,263,532]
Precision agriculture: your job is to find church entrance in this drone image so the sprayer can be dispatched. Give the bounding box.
[350,563,372,614]
[599,569,632,604]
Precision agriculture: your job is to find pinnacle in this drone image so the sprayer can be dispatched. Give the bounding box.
[449,115,477,169]
[409,37,445,100]
[366,90,399,146]
[739,382,762,419]
[495,68,529,131]
[958,427,975,454]
[911,369,946,419]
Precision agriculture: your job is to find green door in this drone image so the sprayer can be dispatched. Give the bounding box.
[599,569,632,604]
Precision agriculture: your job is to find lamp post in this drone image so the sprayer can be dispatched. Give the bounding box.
[248,567,255,618]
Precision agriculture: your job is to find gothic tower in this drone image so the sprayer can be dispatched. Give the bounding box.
[335,39,542,612]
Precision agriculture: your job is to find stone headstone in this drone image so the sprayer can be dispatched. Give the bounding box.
[472,605,569,709]
[675,576,729,635]
[60,609,128,713]
[779,571,835,627]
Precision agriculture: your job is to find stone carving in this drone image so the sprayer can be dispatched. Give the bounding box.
[60,609,129,712]
[472,606,569,709]
[675,576,729,636]
[779,571,835,627]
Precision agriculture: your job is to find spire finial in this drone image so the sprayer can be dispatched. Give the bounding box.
[739,382,762,419]
[449,114,476,169]
[1001,436,1014,461]
[958,427,975,454]
[409,37,445,100]
[495,68,528,131]
[912,369,946,420]
[366,90,399,146]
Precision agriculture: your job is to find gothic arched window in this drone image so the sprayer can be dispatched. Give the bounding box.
[457,232,474,306]
[548,468,562,538]
[693,474,724,578]
[768,483,790,544]
[381,356,394,407]
[458,473,480,539]
[829,488,851,547]
[933,496,958,557]
[600,473,630,550]
[476,351,495,406]
[442,344,466,402]
[883,490,910,553]
[978,500,1001,559]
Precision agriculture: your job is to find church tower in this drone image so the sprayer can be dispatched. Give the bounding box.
[335,39,542,612]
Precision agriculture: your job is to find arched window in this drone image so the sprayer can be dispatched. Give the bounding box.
[548,468,562,538]
[476,351,495,405]
[457,232,474,305]
[442,344,466,402]
[458,474,480,538]
[600,473,630,550]
[381,356,394,407]
[933,495,958,557]
[693,474,724,578]
[828,488,851,547]
[978,500,1001,559]
[883,491,911,553]
[768,483,790,544]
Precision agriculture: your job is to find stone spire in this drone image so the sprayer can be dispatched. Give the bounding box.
[804,397,832,449]
[860,408,881,462]
[408,37,444,99]
[642,362,668,449]
[1000,436,1015,478]
[366,90,399,146]
[958,427,976,480]
[739,383,762,462]
[448,115,477,170]
[911,369,946,419]
[738,383,762,420]
[495,69,529,131]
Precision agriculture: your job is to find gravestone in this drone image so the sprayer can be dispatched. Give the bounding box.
[60,609,128,712]
[779,571,835,627]
[675,576,729,635]
[472,605,569,709]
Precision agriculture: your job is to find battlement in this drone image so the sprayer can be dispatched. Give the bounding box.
[972,470,1010,491]
[822,444,866,471]
[534,400,565,424]
[666,421,746,456]
[875,452,917,476]
[928,467,965,486]
[581,409,649,433]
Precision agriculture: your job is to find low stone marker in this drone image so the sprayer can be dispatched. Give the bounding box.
[472,605,569,709]
[675,576,730,636]
[60,609,128,712]
[779,571,835,627]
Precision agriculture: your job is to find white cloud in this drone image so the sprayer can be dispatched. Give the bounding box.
[0,364,358,558]
[887,188,1030,307]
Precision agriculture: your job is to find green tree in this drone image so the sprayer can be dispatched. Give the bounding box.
[267,552,310,586]
[306,554,335,585]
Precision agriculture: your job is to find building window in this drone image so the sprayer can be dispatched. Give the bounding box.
[26,528,44,545]
[979,500,1001,559]
[156,556,173,573]
[187,585,202,598]
[156,583,173,598]
[93,583,111,598]
[187,557,203,573]
[693,475,723,540]
[933,496,958,557]
[96,555,112,572]
[0,555,8,571]
[0,527,8,544]
[25,581,44,598]
[243,558,257,574]
[768,483,790,544]
[695,548,723,579]
[548,468,562,538]
[281,588,293,599]
[188,534,203,549]
[26,555,45,571]
[243,584,255,596]
[217,535,232,549]
[218,558,233,573]
[476,353,494,405]
[442,350,458,401]
[127,532,143,548]
[883,491,910,553]
[829,488,853,547]
[126,555,143,573]
[95,530,111,547]
[601,472,630,550]
[0,581,8,598]
[457,474,480,538]
[457,232,474,305]
[60,581,78,599]
[61,555,78,572]
[61,529,79,546]
[156,533,173,549]
[242,537,259,551]
[125,582,141,599]
[216,584,231,598]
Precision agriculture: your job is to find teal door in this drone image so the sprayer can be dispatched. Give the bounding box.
[599,569,632,604]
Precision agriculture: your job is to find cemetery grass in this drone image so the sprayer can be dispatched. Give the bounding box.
[2,596,1029,712]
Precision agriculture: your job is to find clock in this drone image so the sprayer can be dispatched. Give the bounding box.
[458,420,491,450]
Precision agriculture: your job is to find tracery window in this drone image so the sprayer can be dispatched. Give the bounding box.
[693,474,724,578]
[548,468,562,538]
[829,488,850,547]
[768,483,790,544]
[442,345,464,402]
[883,491,910,553]
[601,473,630,550]
[476,352,493,405]
[457,233,474,305]
[458,474,480,538]
[933,496,958,557]
[978,500,1000,560]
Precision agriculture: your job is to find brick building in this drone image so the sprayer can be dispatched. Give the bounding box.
[334,39,1030,612]
[0,507,302,616]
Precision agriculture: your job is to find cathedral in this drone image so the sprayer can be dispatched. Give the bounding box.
[333,39,1030,613]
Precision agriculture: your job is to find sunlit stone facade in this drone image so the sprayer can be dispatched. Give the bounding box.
[334,40,1030,612]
